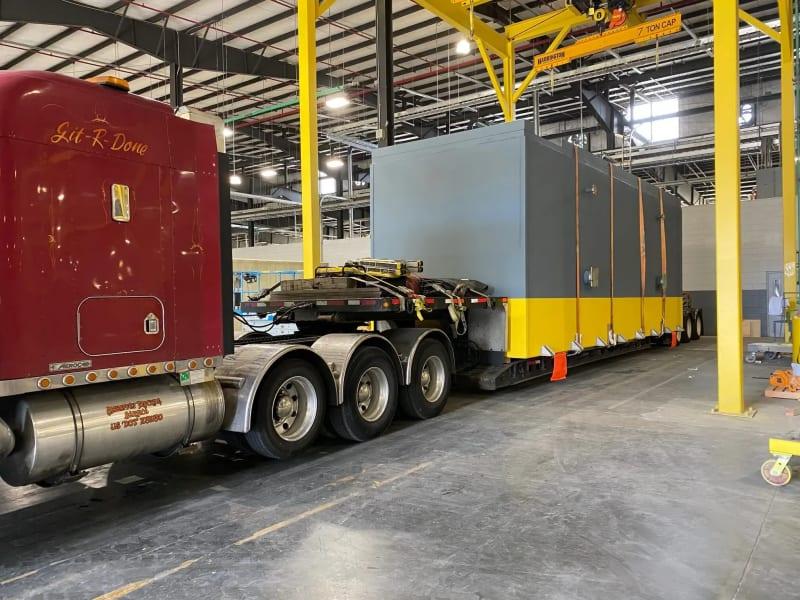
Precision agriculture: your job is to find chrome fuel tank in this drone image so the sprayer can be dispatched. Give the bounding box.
[0,375,224,486]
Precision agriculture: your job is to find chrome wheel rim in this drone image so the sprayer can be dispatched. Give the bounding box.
[686,318,693,339]
[272,376,318,442]
[356,367,389,422]
[420,355,446,403]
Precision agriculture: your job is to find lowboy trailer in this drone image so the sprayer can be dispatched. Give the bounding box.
[0,72,682,488]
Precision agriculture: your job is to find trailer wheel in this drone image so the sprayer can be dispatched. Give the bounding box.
[245,358,326,459]
[328,346,398,442]
[680,314,693,344]
[692,311,703,340]
[399,339,452,420]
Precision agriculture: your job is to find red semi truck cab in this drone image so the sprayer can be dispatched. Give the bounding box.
[0,72,234,486]
[0,71,230,394]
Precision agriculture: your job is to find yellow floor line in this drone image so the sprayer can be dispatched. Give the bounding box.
[234,493,359,546]
[92,460,434,596]
[329,474,357,486]
[0,569,39,586]
[373,461,432,488]
[93,559,199,600]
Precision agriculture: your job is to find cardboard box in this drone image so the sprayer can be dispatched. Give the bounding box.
[742,319,761,337]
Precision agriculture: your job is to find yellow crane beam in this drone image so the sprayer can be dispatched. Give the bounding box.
[412,0,682,123]
[505,5,587,44]
[739,8,781,43]
[531,13,681,72]
[505,0,664,44]
[410,0,509,58]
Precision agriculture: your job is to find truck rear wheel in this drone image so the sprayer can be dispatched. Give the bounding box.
[399,339,451,419]
[681,314,693,343]
[245,359,326,459]
[328,347,398,442]
[692,311,703,340]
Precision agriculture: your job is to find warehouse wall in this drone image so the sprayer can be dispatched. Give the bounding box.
[678,80,781,139]
[232,237,371,265]
[682,196,783,336]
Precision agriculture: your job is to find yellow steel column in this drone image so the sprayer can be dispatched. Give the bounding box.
[298,0,321,278]
[779,0,797,315]
[713,0,746,415]
[503,42,515,122]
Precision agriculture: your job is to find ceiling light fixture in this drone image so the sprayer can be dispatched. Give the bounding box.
[325,94,351,109]
[455,38,472,56]
[260,168,278,179]
[325,157,345,170]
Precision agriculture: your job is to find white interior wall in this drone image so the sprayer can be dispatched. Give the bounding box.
[232,237,371,265]
[682,196,783,291]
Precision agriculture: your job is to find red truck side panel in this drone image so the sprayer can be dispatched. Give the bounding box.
[0,71,223,382]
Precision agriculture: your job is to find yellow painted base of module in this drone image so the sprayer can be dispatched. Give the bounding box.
[506,296,683,359]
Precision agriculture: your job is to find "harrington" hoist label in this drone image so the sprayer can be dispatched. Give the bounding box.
[534,13,682,72]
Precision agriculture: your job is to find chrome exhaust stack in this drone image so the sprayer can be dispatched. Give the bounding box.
[0,376,224,486]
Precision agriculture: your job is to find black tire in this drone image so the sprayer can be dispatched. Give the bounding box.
[245,358,326,459]
[399,339,452,420]
[691,311,703,340]
[219,431,254,454]
[680,313,692,344]
[328,346,398,442]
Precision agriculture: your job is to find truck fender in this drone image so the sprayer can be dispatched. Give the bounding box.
[311,333,403,405]
[381,328,456,386]
[216,344,336,433]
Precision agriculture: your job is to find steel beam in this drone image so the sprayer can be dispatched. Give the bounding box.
[713,0,746,415]
[298,0,322,277]
[240,125,331,182]
[579,86,626,146]
[502,42,515,122]
[0,0,315,81]
[778,0,797,320]
[505,0,663,44]
[505,5,586,44]
[739,8,781,43]
[410,0,508,58]
[169,63,183,109]
[375,0,395,147]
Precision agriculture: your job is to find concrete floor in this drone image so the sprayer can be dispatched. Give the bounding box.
[1,338,800,599]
